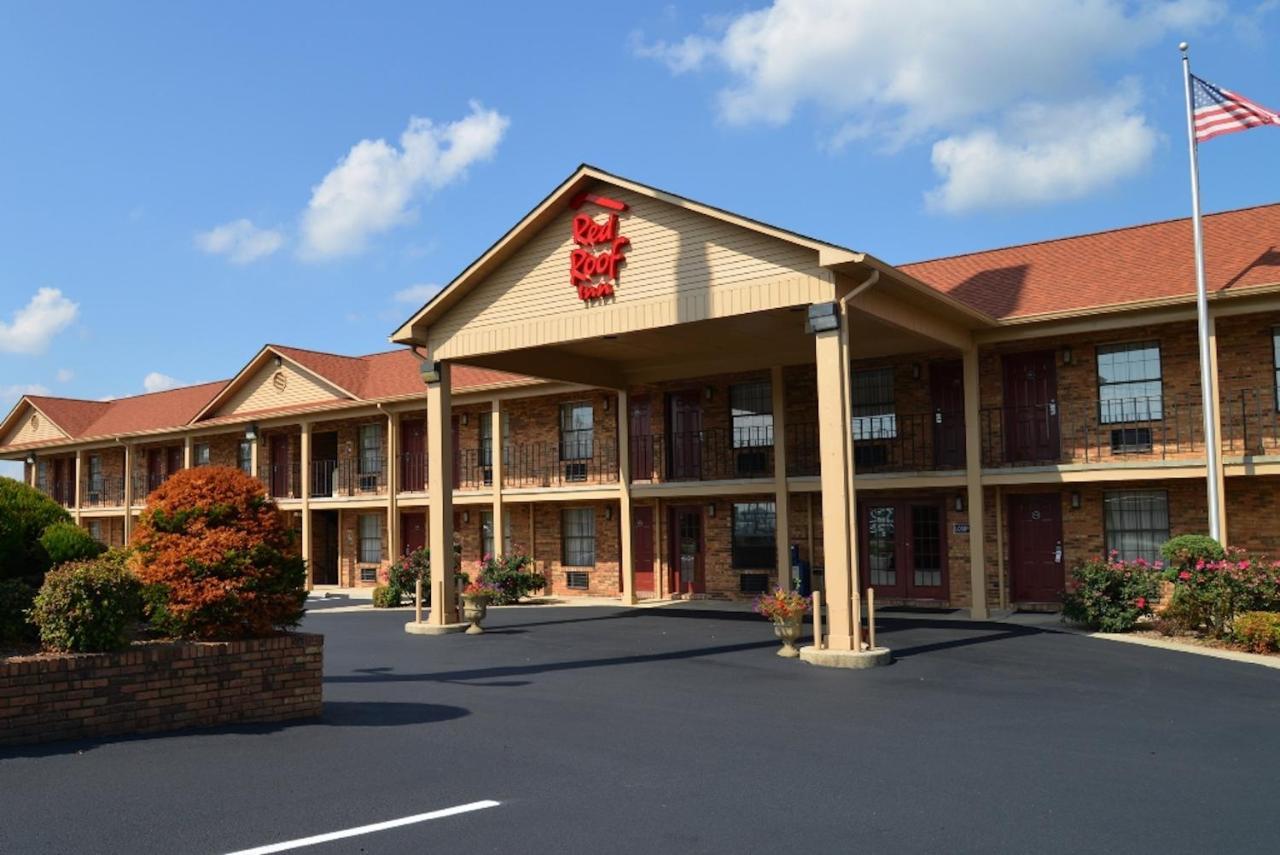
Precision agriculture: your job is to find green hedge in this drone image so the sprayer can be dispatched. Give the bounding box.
[30,550,142,653]
[0,477,72,583]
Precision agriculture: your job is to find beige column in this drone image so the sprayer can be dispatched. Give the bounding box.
[73,449,83,523]
[300,421,312,590]
[182,435,192,469]
[27,455,37,488]
[122,445,133,541]
[386,412,400,559]
[771,365,791,591]
[617,389,636,605]
[962,345,989,619]
[814,327,858,650]
[1207,313,1229,544]
[426,362,459,625]
[490,400,504,558]
[250,432,261,481]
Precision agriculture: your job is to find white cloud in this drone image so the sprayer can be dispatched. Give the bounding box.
[0,288,79,355]
[927,87,1159,213]
[143,372,182,393]
[637,0,1222,209]
[299,102,510,260]
[393,283,442,304]
[55,368,73,383]
[195,219,284,264]
[1,383,50,406]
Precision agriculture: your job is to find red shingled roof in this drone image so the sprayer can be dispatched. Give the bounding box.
[3,347,535,447]
[902,202,1280,320]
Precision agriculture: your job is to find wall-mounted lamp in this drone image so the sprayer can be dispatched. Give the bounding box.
[954,494,966,512]
[461,413,469,426]
[706,502,716,518]
[420,361,442,385]
[806,301,840,334]
[461,510,470,524]
[1062,346,1073,365]
[602,397,610,412]
[244,423,258,442]
[911,363,922,379]
[704,386,714,401]
[1070,491,1082,510]
[25,453,36,466]
[604,505,613,521]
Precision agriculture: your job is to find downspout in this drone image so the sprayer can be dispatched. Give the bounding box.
[836,269,879,646]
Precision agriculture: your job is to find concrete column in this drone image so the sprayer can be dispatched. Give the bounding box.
[814,327,858,650]
[122,445,133,541]
[300,422,312,590]
[426,363,459,626]
[490,400,504,558]
[27,455,36,488]
[771,365,791,591]
[182,435,192,469]
[1207,313,1229,544]
[386,412,400,560]
[73,449,83,523]
[962,345,989,620]
[617,389,636,605]
[250,433,261,482]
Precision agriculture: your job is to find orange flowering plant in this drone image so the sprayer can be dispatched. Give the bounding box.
[131,466,306,640]
[753,587,811,622]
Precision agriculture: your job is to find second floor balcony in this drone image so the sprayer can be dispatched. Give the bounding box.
[309,457,388,498]
[82,475,125,508]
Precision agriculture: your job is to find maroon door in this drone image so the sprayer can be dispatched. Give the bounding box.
[269,435,289,498]
[930,360,966,468]
[146,448,164,494]
[860,499,948,599]
[1002,351,1060,463]
[668,506,704,594]
[632,505,655,593]
[313,512,339,585]
[667,391,703,480]
[51,458,69,505]
[401,512,426,555]
[629,396,653,481]
[1008,493,1064,602]
[400,419,425,492]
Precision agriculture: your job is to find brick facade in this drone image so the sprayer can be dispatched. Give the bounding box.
[0,633,323,747]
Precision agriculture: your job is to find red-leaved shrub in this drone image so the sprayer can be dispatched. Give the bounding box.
[131,466,306,640]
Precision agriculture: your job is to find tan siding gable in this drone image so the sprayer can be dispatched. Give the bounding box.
[428,187,831,359]
[1,407,69,446]
[214,362,350,417]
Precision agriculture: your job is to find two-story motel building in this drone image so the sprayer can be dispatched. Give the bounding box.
[4,166,1280,651]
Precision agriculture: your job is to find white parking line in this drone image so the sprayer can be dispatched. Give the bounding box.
[224,800,501,854]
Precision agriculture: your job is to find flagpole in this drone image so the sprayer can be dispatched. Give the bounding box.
[1180,41,1223,543]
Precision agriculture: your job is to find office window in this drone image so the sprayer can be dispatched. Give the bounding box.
[851,368,896,440]
[730,381,773,448]
[193,443,210,467]
[561,507,596,566]
[1273,329,1280,411]
[358,514,383,564]
[480,510,513,558]
[732,501,776,569]
[1104,490,1170,562]
[359,424,382,473]
[560,402,593,461]
[1097,342,1163,423]
[238,441,253,474]
[36,460,48,492]
[87,454,102,489]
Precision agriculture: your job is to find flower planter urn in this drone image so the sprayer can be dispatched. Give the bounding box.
[462,597,489,634]
[773,615,803,657]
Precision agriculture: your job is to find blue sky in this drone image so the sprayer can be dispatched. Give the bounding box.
[1,1,1278,482]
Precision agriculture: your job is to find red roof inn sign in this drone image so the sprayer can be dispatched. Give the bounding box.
[569,192,630,302]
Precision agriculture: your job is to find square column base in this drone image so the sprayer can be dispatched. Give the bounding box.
[799,645,892,669]
[404,621,469,636]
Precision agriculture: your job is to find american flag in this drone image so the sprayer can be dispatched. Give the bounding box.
[1191,75,1280,142]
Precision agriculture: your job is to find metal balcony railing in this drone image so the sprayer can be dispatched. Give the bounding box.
[786,413,966,476]
[632,426,776,482]
[503,437,620,488]
[82,475,125,507]
[258,462,303,499]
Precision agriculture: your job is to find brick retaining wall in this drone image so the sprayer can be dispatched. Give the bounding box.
[0,632,323,747]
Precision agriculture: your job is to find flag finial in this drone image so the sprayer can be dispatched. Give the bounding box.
[1178,41,1188,52]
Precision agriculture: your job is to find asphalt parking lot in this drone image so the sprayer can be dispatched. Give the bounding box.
[3,603,1279,854]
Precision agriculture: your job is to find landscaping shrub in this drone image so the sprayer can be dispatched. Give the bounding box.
[478,553,545,605]
[131,466,306,640]
[371,585,399,608]
[0,578,37,645]
[39,521,107,566]
[0,476,72,583]
[1061,555,1162,632]
[386,548,430,606]
[1160,534,1225,571]
[30,550,141,652]
[1160,548,1280,638]
[1233,611,1280,654]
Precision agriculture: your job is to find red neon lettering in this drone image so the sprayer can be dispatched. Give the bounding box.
[569,211,629,302]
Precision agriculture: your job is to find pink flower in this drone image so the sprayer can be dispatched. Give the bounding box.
[1135,597,1147,609]
[1179,570,1192,581]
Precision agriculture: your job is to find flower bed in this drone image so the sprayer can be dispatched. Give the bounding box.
[0,632,323,747]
